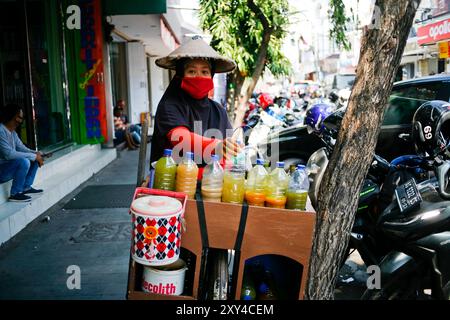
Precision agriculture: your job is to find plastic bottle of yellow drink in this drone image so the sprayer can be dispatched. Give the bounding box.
[201,155,224,202]
[176,152,198,199]
[222,155,245,204]
[153,149,177,191]
[245,159,268,206]
[265,161,289,208]
[286,164,310,210]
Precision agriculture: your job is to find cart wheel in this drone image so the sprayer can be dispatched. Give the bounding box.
[206,250,229,300]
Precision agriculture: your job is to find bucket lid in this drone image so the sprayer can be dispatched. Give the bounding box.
[131,195,182,217]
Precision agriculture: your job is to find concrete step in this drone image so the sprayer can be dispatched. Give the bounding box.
[0,145,117,245]
[0,144,95,205]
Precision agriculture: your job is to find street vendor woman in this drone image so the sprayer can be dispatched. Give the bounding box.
[151,35,241,177]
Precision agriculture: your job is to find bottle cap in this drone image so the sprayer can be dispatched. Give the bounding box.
[163,149,172,156]
[297,164,306,170]
[211,154,219,162]
[256,159,265,165]
[276,161,284,168]
[185,152,194,160]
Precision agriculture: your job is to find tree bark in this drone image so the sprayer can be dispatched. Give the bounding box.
[226,71,244,125]
[305,0,420,300]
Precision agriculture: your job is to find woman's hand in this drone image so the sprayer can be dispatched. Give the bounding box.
[217,137,243,161]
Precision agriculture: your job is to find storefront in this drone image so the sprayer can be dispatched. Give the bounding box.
[0,0,71,151]
[0,0,111,151]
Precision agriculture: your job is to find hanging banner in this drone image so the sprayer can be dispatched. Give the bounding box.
[77,0,107,143]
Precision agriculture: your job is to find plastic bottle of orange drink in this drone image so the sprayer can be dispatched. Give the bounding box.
[201,155,224,202]
[245,159,268,206]
[176,151,198,199]
[222,154,245,204]
[265,161,289,208]
[153,149,177,191]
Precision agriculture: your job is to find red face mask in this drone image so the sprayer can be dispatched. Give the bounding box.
[181,77,214,100]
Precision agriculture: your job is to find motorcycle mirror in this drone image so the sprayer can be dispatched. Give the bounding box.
[398,133,411,141]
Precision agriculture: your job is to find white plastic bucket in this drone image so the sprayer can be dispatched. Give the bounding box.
[141,259,187,296]
[131,195,184,266]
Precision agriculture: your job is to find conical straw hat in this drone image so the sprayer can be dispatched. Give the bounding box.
[155,35,236,73]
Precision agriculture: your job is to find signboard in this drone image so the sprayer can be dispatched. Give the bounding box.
[417,18,450,45]
[439,41,450,58]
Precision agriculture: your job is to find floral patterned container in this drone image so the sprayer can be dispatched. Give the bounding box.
[130,188,187,266]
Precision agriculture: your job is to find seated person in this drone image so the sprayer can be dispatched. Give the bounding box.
[0,104,44,202]
[116,99,143,133]
[114,107,141,148]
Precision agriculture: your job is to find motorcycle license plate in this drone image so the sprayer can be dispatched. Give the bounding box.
[395,179,422,214]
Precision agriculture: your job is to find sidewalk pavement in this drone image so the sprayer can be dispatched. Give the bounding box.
[0,145,365,300]
[0,147,147,300]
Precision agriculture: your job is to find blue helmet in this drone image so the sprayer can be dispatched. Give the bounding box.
[304,103,334,134]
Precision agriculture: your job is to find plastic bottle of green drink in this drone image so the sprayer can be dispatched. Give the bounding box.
[222,153,246,204]
[263,160,271,173]
[240,269,257,300]
[286,164,310,210]
[153,149,177,191]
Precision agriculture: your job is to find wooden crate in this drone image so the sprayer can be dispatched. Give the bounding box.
[127,195,316,300]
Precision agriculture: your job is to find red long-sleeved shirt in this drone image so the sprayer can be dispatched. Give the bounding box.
[167,126,225,179]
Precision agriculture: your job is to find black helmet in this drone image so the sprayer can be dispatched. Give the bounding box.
[411,100,450,157]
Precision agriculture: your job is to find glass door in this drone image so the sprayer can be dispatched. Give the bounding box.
[0,0,71,151]
[25,0,71,151]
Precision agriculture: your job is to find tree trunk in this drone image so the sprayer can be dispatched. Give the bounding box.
[226,72,237,119]
[305,0,420,300]
[226,71,244,125]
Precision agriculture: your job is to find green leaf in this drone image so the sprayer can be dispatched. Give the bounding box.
[199,0,291,78]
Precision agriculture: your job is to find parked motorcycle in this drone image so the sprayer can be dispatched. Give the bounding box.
[361,100,450,300]
[304,103,433,268]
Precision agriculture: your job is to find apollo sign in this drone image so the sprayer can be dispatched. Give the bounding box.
[418,18,450,45]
